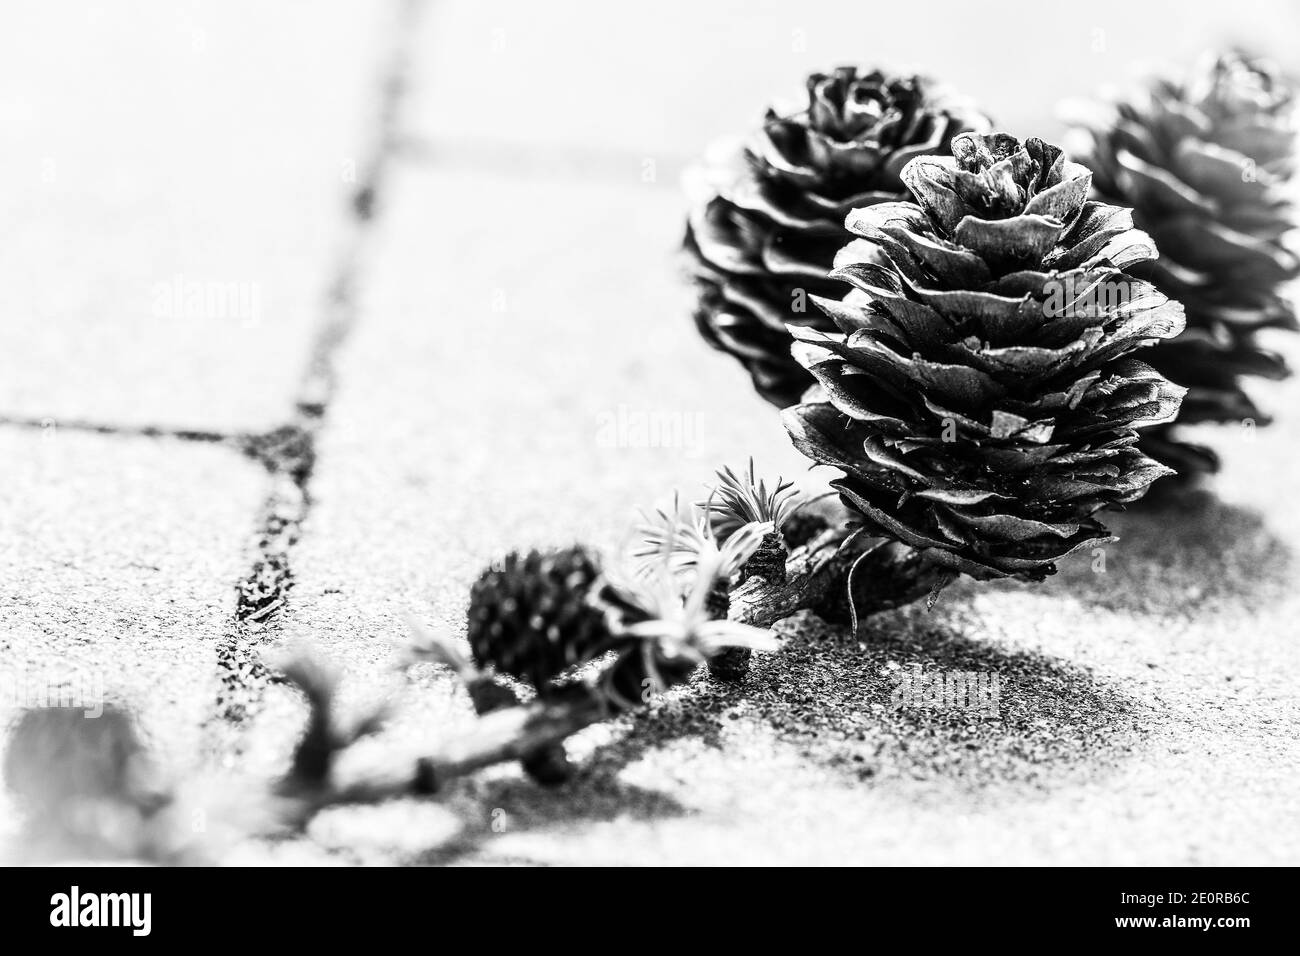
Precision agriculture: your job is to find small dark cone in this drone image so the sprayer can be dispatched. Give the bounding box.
[467,545,613,696]
[1068,51,1299,477]
[466,545,617,785]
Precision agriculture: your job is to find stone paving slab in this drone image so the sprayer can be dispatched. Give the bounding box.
[2,0,1299,866]
[410,0,1299,165]
[243,162,809,860]
[0,1,390,433]
[264,160,810,637]
[0,430,262,856]
[290,163,808,623]
[258,153,1300,864]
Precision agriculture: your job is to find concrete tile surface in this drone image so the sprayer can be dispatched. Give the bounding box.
[1,0,1298,866]
[286,164,808,643]
[261,153,1300,863]
[0,0,390,432]
[410,0,1300,161]
[0,430,262,853]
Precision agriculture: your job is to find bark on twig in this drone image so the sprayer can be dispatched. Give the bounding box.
[730,534,950,630]
[728,531,857,627]
[280,534,947,815]
[467,676,572,784]
[284,684,610,817]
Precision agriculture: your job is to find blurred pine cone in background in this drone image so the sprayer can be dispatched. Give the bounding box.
[1067,51,1300,477]
[684,67,989,407]
[785,133,1185,581]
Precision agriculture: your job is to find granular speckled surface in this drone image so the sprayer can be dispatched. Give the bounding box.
[0,431,263,856]
[257,164,1299,864]
[1,0,1298,865]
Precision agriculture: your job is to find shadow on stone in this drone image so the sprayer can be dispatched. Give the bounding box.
[1031,489,1292,617]
[749,610,1151,794]
[560,605,1152,799]
[413,774,688,865]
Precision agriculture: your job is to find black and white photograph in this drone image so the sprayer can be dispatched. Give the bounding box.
[0,0,1296,914]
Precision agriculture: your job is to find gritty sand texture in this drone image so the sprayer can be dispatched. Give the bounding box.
[1,0,1298,865]
[0,431,262,848]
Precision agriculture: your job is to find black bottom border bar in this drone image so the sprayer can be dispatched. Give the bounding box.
[0,865,1287,943]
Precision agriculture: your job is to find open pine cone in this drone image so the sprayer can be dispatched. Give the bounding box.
[685,67,989,407]
[1067,51,1300,476]
[784,132,1186,581]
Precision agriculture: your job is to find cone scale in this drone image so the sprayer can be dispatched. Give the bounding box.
[784,132,1187,583]
[686,67,989,407]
